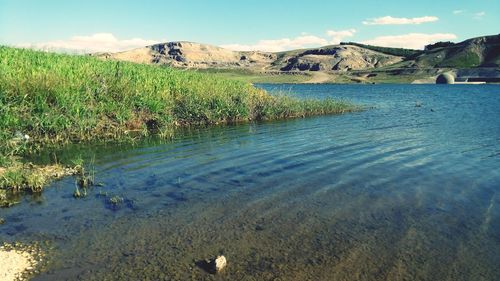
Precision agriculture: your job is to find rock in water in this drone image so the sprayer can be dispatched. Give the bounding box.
[213,255,227,273]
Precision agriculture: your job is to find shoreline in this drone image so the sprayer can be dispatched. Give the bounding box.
[0,46,358,199]
[0,243,41,281]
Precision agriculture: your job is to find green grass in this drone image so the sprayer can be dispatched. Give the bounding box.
[0,46,357,193]
[0,46,355,153]
[439,51,481,68]
[196,68,430,84]
[0,159,76,195]
[340,42,421,58]
[194,68,312,84]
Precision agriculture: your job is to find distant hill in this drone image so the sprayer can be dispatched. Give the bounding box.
[411,34,500,68]
[339,42,420,58]
[95,42,276,70]
[94,42,403,72]
[94,34,500,83]
[273,45,403,71]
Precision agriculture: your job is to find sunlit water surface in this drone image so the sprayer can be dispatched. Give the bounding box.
[1,84,499,280]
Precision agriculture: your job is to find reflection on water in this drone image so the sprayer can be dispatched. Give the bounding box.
[1,84,499,280]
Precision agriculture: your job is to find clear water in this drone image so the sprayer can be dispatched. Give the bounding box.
[1,84,499,280]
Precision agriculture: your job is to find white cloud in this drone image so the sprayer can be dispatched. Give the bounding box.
[361,33,457,49]
[473,11,486,19]
[362,16,439,25]
[222,35,328,52]
[326,29,356,44]
[452,10,464,15]
[222,29,356,52]
[18,33,162,53]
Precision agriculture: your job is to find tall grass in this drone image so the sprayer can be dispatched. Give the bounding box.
[0,46,357,194]
[0,46,356,157]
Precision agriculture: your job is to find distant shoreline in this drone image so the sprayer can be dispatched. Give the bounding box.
[93,34,499,84]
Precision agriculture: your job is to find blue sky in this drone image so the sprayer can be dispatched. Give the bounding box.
[0,0,498,52]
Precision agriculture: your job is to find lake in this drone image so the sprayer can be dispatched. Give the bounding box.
[1,84,499,280]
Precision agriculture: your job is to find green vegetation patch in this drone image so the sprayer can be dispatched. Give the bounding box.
[195,68,311,84]
[0,46,357,194]
[439,51,481,68]
[340,42,421,58]
[0,158,76,202]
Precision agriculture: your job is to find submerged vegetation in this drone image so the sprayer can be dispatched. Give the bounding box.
[0,46,356,196]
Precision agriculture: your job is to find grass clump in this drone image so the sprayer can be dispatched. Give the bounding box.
[0,160,76,192]
[0,46,357,195]
[72,156,96,199]
[0,159,77,207]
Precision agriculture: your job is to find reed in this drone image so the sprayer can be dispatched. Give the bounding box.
[0,46,357,193]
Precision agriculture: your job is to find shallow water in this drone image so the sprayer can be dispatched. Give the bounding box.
[1,84,499,281]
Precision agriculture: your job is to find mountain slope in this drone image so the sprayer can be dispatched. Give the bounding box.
[411,34,500,68]
[96,42,403,72]
[274,45,403,71]
[97,42,276,70]
[94,34,500,83]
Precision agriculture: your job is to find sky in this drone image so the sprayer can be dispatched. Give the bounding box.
[0,0,498,53]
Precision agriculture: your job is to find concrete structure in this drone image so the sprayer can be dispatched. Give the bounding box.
[436,73,455,84]
[436,68,500,84]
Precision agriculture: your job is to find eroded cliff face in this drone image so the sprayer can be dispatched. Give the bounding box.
[278,45,403,72]
[97,42,276,70]
[413,34,500,68]
[95,41,402,72]
[95,34,500,75]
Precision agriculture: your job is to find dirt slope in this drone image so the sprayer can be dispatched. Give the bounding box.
[95,42,402,72]
[93,34,500,83]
